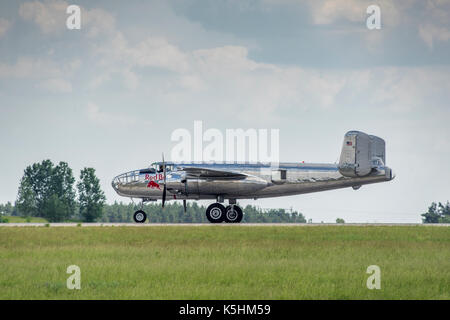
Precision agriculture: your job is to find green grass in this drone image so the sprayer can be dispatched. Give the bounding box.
[0,226,448,299]
[1,215,48,223]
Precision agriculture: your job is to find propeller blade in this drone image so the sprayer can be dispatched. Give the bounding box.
[162,153,167,208]
[183,199,187,213]
[162,186,166,208]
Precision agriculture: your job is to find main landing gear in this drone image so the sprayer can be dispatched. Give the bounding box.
[132,199,243,224]
[206,203,243,223]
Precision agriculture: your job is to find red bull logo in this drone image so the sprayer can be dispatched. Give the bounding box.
[147,180,161,190]
[145,173,164,181]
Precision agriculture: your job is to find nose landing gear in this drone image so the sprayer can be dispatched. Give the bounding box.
[205,202,243,223]
[133,210,147,223]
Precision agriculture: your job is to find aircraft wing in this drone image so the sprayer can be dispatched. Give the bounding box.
[177,166,248,179]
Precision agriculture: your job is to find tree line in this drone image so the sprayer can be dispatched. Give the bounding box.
[1,200,307,224]
[421,202,450,223]
[1,200,307,223]
[14,160,105,222]
[99,202,307,223]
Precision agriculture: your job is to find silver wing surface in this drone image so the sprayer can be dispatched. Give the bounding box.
[177,166,248,180]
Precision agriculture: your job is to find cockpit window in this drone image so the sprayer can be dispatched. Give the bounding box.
[139,168,156,174]
[156,164,173,173]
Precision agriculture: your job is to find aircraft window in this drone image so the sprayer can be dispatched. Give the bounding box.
[140,168,156,174]
[157,164,172,173]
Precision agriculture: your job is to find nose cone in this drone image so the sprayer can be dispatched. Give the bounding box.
[111,176,120,192]
[112,175,125,195]
[111,172,132,196]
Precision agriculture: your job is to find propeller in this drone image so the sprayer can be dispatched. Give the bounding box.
[162,153,167,208]
[183,199,187,213]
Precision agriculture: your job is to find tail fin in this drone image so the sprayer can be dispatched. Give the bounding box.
[338,131,386,177]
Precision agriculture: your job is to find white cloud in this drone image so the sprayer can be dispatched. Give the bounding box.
[88,30,450,124]
[89,32,191,89]
[308,0,366,25]
[19,0,68,35]
[303,0,450,50]
[419,23,450,49]
[94,32,189,73]
[82,7,116,38]
[0,57,80,93]
[418,0,450,49]
[0,57,63,78]
[305,0,401,26]
[0,18,10,37]
[37,78,72,93]
[121,69,139,90]
[86,102,148,126]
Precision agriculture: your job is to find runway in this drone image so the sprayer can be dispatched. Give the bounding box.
[1,223,449,227]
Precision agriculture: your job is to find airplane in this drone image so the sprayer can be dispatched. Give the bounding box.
[112,130,395,223]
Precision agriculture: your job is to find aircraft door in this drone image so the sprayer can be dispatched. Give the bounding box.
[271,169,287,183]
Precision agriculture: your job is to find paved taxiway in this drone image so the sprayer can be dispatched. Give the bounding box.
[1,223,449,227]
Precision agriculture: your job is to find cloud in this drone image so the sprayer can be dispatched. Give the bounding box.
[0,57,63,78]
[304,0,450,50]
[308,0,366,25]
[19,0,68,35]
[37,77,72,93]
[0,18,10,37]
[419,23,450,49]
[418,0,450,49]
[0,57,80,93]
[87,29,450,124]
[13,1,448,121]
[86,102,148,126]
[82,7,116,38]
[94,32,189,72]
[301,0,400,27]
[89,32,191,89]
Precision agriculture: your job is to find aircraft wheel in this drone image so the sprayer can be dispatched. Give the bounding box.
[133,210,147,223]
[206,203,225,223]
[225,205,243,223]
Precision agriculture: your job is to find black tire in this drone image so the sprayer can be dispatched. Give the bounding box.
[206,203,225,223]
[133,210,147,223]
[224,205,243,223]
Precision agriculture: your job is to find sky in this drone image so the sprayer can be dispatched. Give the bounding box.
[0,0,449,222]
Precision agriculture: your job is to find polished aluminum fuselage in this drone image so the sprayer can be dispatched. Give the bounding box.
[112,162,394,201]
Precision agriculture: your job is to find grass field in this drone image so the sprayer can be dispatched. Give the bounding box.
[1,216,48,223]
[0,225,448,299]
